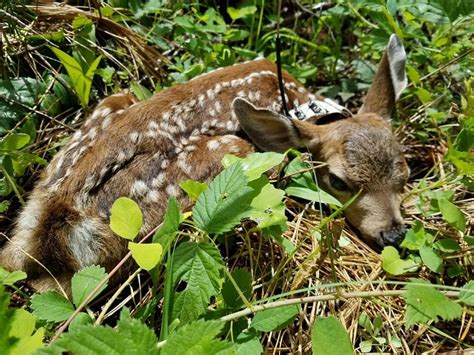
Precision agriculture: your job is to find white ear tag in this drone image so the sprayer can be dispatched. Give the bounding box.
[289,98,348,120]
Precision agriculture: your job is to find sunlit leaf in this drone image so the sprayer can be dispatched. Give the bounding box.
[109,197,143,240]
[128,242,163,271]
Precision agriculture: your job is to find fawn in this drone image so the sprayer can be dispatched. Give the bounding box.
[0,35,409,293]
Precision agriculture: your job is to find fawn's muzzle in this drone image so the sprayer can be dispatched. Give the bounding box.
[379,223,407,248]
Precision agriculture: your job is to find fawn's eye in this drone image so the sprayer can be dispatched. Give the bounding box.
[329,173,349,192]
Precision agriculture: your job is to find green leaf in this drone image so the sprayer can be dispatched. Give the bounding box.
[30,291,75,322]
[161,319,235,355]
[404,279,463,327]
[152,197,181,250]
[235,329,263,355]
[10,327,45,355]
[9,308,36,340]
[434,238,461,253]
[382,246,418,275]
[311,316,354,355]
[193,163,255,234]
[227,6,257,21]
[179,180,208,201]
[419,246,443,273]
[109,197,143,240]
[0,133,30,151]
[128,242,163,271]
[247,179,287,230]
[438,198,466,231]
[459,281,474,306]
[50,47,101,107]
[171,242,224,323]
[45,309,159,354]
[222,152,285,181]
[222,269,252,309]
[130,82,152,101]
[285,186,342,207]
[251,304,300,332]
[400,221,427,251]
[71,265,107,307]
[0,268,27,286]
[416,88,432,104]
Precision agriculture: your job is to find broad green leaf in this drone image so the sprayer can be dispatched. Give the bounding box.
[404,279,462,327]
[222,269,252,309]
[247,179,287,230]
[0,285,14,350]
[419,246,443,273]
[152,197,181,250]
[222,152,285,181]
[43,309,159,354]
[438,198,466,231]
[311,316,354,355]
[434,238,461,253]
[284,154,318,190]
[109,197,143,240]
[193,163,255,234]
[251,304,300,332]
[382,246,418,275]
[400,221,427,251]
[180,180,208,201]
[0,133,30,151]
[9,308,36,340]
[235,329,263,355]
[71,265,107,307]
[10,327,44,355]
[130,82,152,101]
[128,242,163,271]
[30,291,75,322]
[285,186,342,207]
[69,312,93,331]
[161,319,235,355]
[0,268,27,286]
[459,281,474,306]
[227,6,257,21]
[171,242,224,323]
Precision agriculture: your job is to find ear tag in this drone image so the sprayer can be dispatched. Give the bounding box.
[289,98,348,120]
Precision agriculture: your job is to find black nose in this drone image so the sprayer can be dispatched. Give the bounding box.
[380,224,407,247]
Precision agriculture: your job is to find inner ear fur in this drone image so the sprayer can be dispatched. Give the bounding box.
[359,34,408,120]
[232,98,320,152]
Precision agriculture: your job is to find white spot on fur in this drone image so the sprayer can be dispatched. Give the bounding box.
[165,184,179,196]
[129,132,141,144]
[69,219,102,268]
[207,140,220,151]
[87,127,98,140]
[101,115,112,129]
[131,180,149,197]
[152,173,166,188]
[160,159,169,169]
[145,189,161,203]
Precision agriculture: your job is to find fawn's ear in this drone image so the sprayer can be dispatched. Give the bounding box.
[232,98,318,152]
[358,34,407,120]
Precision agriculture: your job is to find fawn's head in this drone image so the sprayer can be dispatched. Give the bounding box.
[233,35,409,249]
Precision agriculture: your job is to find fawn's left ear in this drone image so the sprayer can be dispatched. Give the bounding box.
[358,34,407,120]
[232,98,320,152]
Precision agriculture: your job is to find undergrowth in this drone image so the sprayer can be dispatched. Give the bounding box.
[0,0,473,353]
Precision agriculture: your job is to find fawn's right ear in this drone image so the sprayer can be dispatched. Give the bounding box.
[358,34,407,120]
[232,98,319,152]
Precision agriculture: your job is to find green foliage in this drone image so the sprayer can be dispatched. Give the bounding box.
[171,242,224,323]
[109,197,143,240]
[0,268,27,286]
[179,180,208,201]
[382,246,418,275]
[152,197,181,249]
[128,242,163,271]
[222,269,252,309]
[311,316,354,355]
[251,305,300,332]
[404,279,463,327]
[161,319,235,355]
[71,265,107,307]
[31,291,75,323]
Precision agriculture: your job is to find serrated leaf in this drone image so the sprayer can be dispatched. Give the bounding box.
[171,242,224,323]
[110,197,143,240]
[128,242,163,271]
[222,152,285,181]
[459,281,474,306]
[0,268,27,286]
[152,197,181,250]
[285,186,342,207]
[438,198,466,231]
[404,279,463,327]
[193,163,255,234]
[44,310,159,354]
[71,265,107,307]
[311,316,354,355]
[400,221,427,251]
[222,269,252,309]
[382,246,418,275]
[30,291,74,322]
[180,180,208,201]
[251,304,299,332]
[419,246,443,273]
[161,319,234,355]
